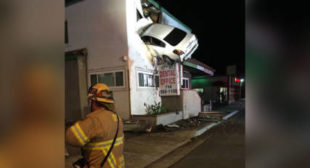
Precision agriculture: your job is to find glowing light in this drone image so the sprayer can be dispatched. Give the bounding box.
[234,77,240,83]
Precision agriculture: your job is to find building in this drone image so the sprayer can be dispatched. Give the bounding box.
[191,65,244,109]
[65,0,214,124]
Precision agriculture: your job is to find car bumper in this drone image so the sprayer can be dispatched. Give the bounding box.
[181,43,199,61]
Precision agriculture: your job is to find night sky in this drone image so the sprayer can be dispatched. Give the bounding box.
[157,0,245,75]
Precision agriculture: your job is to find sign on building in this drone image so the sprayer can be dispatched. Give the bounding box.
[159,63,180,96]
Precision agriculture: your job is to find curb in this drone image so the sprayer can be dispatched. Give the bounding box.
[194,110,239,137]
[144,139,192,168]
[144,110,241,168]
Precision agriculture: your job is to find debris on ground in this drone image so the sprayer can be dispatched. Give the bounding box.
[198,111,223,122]
[173,117,205,129]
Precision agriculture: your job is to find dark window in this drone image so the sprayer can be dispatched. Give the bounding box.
[182,79,189,89]
[137,9,143,21]
[164,28,187,46]
[91,71,124,88]
[98,73,114,87]
[151,37,165,47]
[90,74,97,86]
[138,73,144,87]
[141,36,165,47]
[65,20,68,44]
[115,72,124,86]
[138,72,156,87]
[155,75,159,87]
[141,36,151,44]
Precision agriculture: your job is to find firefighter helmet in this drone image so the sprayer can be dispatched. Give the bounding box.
[88,83,114,104]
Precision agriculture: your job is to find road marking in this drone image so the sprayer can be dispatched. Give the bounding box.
[194,110,240,137]
[223,110,239,120]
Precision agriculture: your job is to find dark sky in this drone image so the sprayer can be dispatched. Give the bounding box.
[157,0,245,75]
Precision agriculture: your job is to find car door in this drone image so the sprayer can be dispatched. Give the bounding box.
[141,36,166,57]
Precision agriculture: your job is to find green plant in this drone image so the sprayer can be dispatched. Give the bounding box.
[144,101,169,115]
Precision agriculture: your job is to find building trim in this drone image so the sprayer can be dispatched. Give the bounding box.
[147,0,192,32]
[183,61,214,76]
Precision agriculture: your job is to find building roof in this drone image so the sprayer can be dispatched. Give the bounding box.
[187,58,215,72]
[147,0,192,32]
[183,58,215,76]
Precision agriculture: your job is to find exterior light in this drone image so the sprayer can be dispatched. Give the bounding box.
[173,49,184,56]
[234,77,240,83]
[240,78,244,83]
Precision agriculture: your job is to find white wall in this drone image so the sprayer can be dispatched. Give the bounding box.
[182,90,201,119]
[157,112,183,125]
[65,0,131,120]
[65,0,128,69]
[126,0,161,115]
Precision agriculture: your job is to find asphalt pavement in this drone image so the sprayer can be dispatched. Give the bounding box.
[169,109,245,168]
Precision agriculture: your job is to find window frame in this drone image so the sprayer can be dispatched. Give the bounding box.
[141,35,166,48]
[182,77,190,89]
[137,71,157,88]
[89,70,125,89]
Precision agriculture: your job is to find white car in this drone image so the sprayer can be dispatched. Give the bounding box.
[140,24,199,64]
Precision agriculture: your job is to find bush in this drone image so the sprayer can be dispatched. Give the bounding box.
[144,101,169,115]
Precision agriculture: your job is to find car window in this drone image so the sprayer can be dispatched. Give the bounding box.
[137,9,143,21]
[164,28,187,46]
[151,37,165,47]
[141,36,165,47]
[141,36,151,45]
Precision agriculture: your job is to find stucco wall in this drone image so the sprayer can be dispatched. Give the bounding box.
[126,0,161,115]
[161,96,183,113]
[182,90,201,119]
[65,0,131,120]
[156,112,183,125]
[66,0,128,69]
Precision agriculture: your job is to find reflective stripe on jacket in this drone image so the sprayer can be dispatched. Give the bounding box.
[66,108,124,168]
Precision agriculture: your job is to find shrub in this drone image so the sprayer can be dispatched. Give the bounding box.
[144,101,169,115]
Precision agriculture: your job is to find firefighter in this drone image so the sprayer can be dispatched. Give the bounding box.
[66,83,125,168]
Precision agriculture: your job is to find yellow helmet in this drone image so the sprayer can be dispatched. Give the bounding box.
[88,83,114,104]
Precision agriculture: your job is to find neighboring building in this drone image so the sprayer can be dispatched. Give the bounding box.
[192,65,243,107]
[65,0,214,123]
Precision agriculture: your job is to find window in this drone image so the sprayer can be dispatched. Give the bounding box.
[164,28,187,46]
[137,9,143,21]
[138,72,157,87]
[141,36,165,47]
[115,72,124,86]
[90,71,124,87]
[90,74,97,86]
[98,73,114,86]
[182,78,190,89]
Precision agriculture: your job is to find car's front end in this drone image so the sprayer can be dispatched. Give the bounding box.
[179,34,199,61]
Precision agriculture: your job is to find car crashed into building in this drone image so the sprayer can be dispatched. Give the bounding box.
[140,23,199,64]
